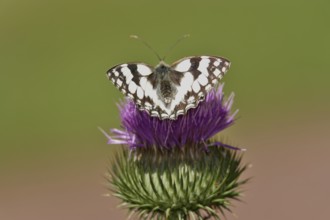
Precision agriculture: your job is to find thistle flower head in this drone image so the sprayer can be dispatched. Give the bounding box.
[103,83,248,220]
[106,84,238,149]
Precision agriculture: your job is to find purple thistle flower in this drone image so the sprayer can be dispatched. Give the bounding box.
[102,84,238,149]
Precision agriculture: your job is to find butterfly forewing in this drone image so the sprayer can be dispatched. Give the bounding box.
[107,63,150,99]
[106,56,230,120]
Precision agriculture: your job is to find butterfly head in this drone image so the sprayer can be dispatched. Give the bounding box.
[155,61,171,75]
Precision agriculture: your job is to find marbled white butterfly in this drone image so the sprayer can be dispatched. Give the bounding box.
[106,55,230,120]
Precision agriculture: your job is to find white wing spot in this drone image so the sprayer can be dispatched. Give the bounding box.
[151,111,159,117]
[205,84,212,91]
[145,102,152,108]
[213,69,221,77]
[121,67,133,83]
[187,96,195,103]
[197,74,208,86]
[213,60,220,67]
[127,93,134,99]
[137,65,152,76]
[186,103,196,110]
[212,79,218,84]
[176,109,184,115]
[121,67,131,77]
[116,79,123,87]
[192,81,201,93]
[137,87,144,99]
[169,114,176,120]
[128,82,137,94]
[198,58,211,76]
[175,59,191,72]
[139,77,147,89]
[161,113,169,119]
[144,102,152,110]
[222,67,227,72]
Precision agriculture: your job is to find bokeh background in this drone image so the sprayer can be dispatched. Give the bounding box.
[1,0,329,219]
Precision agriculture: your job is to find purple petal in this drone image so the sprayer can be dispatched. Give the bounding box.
[104,84,237,149]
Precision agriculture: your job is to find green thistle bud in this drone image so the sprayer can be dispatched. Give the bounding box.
[106,144,248,220]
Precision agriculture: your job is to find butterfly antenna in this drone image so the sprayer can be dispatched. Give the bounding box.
[130,35,162,61]
[162,34,190,61]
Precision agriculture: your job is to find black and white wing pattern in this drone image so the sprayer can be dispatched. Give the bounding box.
[169,56,230,116]
[106,63,153,103]
[106,56,230,120]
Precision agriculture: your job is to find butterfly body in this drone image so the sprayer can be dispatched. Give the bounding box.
[107,56,230,120]
[153,62,179,105]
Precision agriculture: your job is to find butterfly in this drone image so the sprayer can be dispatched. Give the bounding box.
[106,56,230,120]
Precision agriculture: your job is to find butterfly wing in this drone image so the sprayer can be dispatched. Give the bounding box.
[106,63,154,107]
[169,56,231,118]
[107,56,231,120]
[107,63,170,117]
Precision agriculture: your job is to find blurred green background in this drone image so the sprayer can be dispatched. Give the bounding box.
[1,0,329,219]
